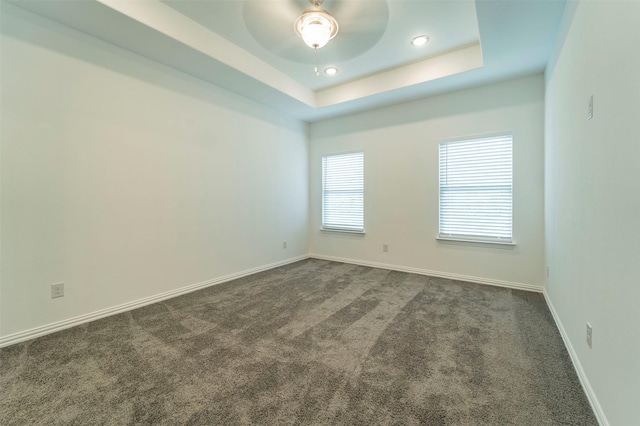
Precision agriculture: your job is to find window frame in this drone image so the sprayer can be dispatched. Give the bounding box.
[321,151,365,234]
[437,133,514,246]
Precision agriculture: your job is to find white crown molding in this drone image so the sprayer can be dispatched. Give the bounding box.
[0,255,310,348]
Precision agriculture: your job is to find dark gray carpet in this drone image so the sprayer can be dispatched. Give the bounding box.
[1,259,596,425]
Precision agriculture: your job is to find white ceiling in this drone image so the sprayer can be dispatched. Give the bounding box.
[8,0,567,122]
[162,0,481,91]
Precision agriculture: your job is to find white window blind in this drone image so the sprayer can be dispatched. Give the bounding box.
[322,152,364,232]
[439,135,513,243]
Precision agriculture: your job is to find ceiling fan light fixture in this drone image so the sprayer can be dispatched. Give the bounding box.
[294,6,339,49]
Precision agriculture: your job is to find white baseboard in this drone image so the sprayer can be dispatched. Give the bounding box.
[0,255,309,348]
[309,253,543,293]
[311,254,606,422]
[1,252,606,425]
[543,290,608,426]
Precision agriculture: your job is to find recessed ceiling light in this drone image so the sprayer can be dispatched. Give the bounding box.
[411,35,429,47]
[324,67,338,76]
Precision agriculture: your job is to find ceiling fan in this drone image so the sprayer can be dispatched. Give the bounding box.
[242,0,389,68]
[294,0,339,50]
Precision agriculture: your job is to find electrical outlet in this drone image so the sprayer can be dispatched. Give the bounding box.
[51,282,64,299]
[282,241,287,249]
[546,266,550,279]
[586,322,593,348]
[382,244,389,253]
[587,95,593,120]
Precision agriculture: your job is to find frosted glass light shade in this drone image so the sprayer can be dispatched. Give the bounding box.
[295,10,338,49]
[302,20,332,48]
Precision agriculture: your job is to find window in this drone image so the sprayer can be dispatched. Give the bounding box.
[322,152,364,232]
[439,135,513,243]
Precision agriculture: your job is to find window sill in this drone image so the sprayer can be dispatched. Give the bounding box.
[321,227,366,235]
[437,237,516,247]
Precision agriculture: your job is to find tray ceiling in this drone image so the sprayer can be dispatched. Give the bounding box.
[5,0,567,121]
